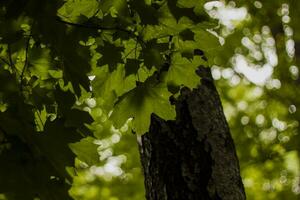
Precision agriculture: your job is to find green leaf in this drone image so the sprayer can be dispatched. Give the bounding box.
[97,41,125,71]
[167,0,205,21]
[69,137,99,166]
[142,40,169,70]
[166,53,204,89]
[100,0,130,20]
[193,28,220,52]
[54,87,76,114]
[175,28,220,63]
[179,29,195,41]
[124,58,141,76]
[62,46,92,96]
[65,109,94,129]
[57,0,99,21]
[92,65,136,110]
[34,119,82,179]
[141,13,193,41]
[29,47,53,80]
[177,0,205,15]
[129,0,159,25]
[110,76,176,134]
[48,70,63,79]
[0,137,72,200]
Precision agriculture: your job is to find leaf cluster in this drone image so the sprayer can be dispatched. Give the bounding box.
[0,0,220,199]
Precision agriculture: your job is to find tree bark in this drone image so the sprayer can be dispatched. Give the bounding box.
[139,67,246,200]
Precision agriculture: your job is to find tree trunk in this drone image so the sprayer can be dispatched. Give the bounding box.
[139,67,246,200]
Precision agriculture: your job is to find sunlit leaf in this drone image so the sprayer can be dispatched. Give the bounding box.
[110,76,176,134]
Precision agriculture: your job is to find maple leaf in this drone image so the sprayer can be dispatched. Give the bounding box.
[110,76,175,134]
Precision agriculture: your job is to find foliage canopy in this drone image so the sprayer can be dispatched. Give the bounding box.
[0,0,219,199]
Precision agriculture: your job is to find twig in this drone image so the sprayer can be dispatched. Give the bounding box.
[0,125,9,138]
[7,45,18,73]
[0,57,10,66]
[20,35,31,91]
[56,17,131,33]
[122,45,138,60]
[56,17,146,46]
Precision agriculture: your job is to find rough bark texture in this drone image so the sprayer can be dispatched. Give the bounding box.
[139,67,246,200]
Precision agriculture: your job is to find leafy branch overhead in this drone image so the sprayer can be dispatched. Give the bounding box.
[0,0,220,199]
